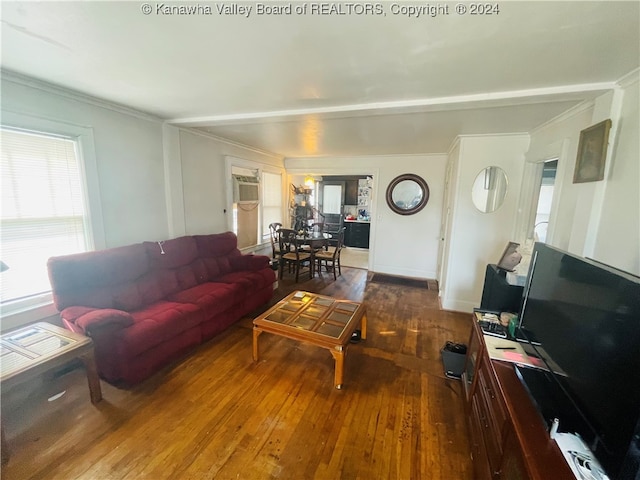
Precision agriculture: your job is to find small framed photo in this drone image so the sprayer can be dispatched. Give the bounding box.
[573,119,611,183]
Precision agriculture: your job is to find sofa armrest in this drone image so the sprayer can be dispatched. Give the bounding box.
[61,306,134,336]
[230,254,271,272]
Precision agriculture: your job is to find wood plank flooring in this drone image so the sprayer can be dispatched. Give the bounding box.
[1,268,474,479]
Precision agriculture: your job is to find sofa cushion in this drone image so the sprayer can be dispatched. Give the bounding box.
[194,232,238,257]
[144,236,199,270]
[75,308,134,333]
[53,286,115,311]
[137,272,165,305]
[230,254,271,272]
[48,243,148,310]
[112,282,143,311]
[119,301,204,357]
[215,269,275,292]
[168,282,241,318]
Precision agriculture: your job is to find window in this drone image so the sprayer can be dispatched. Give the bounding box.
[1,127,91,306]
[261,171,283,240]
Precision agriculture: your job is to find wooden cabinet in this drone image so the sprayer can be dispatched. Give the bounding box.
[344,222,370,249]
[345,180,358,205]
[463,321,574,480]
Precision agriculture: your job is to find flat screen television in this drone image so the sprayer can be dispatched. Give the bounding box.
[516,242,640,479]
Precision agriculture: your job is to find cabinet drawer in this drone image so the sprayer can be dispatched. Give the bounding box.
[470,393,493,480]
[476,367,505,476]
[480,362,508,436]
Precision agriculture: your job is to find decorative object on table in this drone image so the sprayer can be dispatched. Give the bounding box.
[385,173,429,215]
[573,119,612,183]
[496,241,522,272]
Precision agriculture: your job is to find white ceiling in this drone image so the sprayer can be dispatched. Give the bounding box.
[1,1,638,157]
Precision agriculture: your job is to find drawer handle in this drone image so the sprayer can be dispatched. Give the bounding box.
[479,415,489,429]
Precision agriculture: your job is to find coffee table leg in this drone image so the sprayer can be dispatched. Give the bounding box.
[1,421,9,465]
[79,351,102,404]
[360,312,367,340]
[330,346,345,389]
[253,328,262,362]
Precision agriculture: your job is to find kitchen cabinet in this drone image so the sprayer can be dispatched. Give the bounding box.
[345,180,358,205]
[344,222,370,249]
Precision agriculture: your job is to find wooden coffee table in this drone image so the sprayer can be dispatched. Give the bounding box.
[0,322,102,463]
[253,291,366,389]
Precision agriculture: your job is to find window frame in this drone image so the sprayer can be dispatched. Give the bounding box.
[224,156,285,250]
[0,111,104,327]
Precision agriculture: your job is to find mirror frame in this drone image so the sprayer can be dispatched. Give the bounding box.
[385,173,430,216]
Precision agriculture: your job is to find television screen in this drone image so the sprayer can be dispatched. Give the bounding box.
[517,243,640,479]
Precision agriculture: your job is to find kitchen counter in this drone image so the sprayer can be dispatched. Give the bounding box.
[344,219,370,223]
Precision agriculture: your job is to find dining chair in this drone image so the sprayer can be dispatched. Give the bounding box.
[268,222,282,259]
[315,227,345,280]
[301,222,326,255]
[278,228,313,282]
[310,222,325,233]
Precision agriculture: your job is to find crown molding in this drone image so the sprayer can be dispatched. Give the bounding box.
[285,152,447,162]
[617,68,640,88]
[1,69,163,123]
[529,100,595,135]
[175,124,283,161]
[167,82,616,126]
[446,132,529,154]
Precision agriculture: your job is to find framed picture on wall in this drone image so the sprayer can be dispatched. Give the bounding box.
[573,119,611,183]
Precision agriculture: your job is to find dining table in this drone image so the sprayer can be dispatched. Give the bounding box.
[296,231,332,250]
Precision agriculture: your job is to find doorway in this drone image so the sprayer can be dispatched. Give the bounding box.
[532,160,558,242]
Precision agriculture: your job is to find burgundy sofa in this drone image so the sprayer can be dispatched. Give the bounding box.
[47,232,276,385]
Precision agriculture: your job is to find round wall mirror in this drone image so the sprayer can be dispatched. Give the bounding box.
[471,166,508,213]
[386,174,430,215]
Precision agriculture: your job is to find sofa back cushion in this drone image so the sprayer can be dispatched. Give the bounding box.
[194,232,242,277]
[143,236,209,295]
[48,244,149,311]
[144,236,198,269]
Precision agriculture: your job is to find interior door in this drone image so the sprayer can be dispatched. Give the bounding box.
[322,183,344,214]
[320,182,345,237]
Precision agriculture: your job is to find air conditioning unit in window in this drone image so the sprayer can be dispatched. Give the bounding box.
[232,175,260,203]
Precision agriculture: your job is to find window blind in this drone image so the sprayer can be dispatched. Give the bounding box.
[261,171,282,239]
[1,128,89,304]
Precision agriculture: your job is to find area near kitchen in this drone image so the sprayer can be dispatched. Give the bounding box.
[289,174,372,269]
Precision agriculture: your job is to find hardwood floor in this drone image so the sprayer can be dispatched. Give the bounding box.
[1,268,474,479]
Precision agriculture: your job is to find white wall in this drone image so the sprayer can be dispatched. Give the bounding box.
[175,129,284,236]
[523,75,640,275]
[1,75,168,247]
[440,134,530,312]
[285,154,447,279]
[592,78,640,274]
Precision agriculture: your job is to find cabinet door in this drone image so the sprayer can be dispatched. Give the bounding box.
[351,223,370,248]
[470,393,494,480]
[462,322,482,403]
[499,430,530,479]
[344,223,354,247]
[345,180,358,205]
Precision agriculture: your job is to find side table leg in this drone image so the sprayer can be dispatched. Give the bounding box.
[79,351,102,404]
[330,346,345,389]
[253,328,262,362]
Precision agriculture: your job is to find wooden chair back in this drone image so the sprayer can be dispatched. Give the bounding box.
[268,222,282,258]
